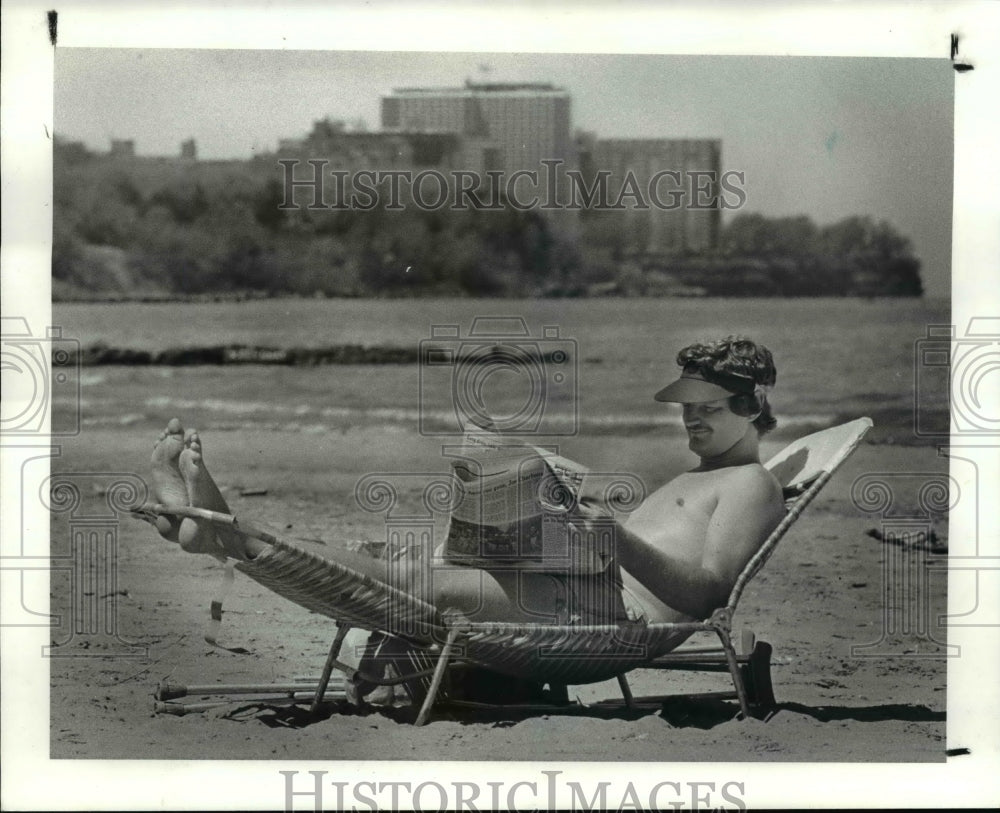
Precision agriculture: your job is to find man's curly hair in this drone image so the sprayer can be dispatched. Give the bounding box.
[676,336,777,434]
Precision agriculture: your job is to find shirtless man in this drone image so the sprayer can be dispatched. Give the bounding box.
[612,336,786,622]
[147,336,785,626]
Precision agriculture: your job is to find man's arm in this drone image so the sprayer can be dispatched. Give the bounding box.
[700,466,785,588]
[601,467,784,620]
[612,523,732,618]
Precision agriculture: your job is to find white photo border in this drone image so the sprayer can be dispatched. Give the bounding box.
[2,1,998,809]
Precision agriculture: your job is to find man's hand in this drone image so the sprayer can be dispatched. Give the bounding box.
[572,495,612,520]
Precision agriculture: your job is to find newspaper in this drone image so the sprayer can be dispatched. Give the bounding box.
[443,426,615,573]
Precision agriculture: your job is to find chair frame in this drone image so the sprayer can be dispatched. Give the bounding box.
[132,418,872,725]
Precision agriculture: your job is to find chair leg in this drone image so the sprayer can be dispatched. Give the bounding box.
[741,640,776,710]
[414,628,459,726]
[717,628,752,719]
[547,683,570,704]
[311,622,351,716]
[616,673,634,709]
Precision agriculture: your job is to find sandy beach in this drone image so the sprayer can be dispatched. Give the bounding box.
[48,424,948,762]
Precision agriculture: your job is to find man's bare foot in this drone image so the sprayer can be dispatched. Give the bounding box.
[179,430,262,560]
[150,418,188,541]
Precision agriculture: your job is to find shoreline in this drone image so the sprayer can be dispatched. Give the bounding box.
[53,291,940,305]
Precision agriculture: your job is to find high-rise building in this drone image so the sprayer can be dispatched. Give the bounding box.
[109,139,135,158]
[379,83,721,253]
[276,118,464,207]
[580,138,722,254]
[381,82,573,178]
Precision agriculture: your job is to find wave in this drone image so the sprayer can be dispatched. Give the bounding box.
[67,394,840,435]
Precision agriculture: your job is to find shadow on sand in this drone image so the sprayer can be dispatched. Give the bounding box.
[215,696,944,732]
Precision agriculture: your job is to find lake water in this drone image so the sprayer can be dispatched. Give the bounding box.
[53,297,949,438]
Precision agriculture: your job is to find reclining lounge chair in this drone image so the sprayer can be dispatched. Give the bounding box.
[134,418,872,724]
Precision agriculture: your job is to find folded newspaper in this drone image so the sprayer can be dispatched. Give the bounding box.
[443,425,616,573]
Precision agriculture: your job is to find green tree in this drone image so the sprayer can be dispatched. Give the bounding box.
[253,178,288,232]
[150,180,210,224]
[720,213,779,256]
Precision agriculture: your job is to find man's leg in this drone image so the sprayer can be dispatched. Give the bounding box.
[176,428,250,559]
[152,419,574,622]
[149,418,189,542]
[431,568,568,624]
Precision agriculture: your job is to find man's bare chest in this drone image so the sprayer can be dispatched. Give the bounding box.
[623,472,721,556]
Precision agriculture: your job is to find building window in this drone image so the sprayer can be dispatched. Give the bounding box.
[382,97,401,129]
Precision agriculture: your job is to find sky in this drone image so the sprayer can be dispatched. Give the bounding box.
[55,50,954,296]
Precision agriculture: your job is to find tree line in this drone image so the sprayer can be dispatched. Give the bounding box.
[52,138,923,299]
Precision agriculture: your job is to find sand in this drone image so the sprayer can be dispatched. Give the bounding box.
[48,426,947,762]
